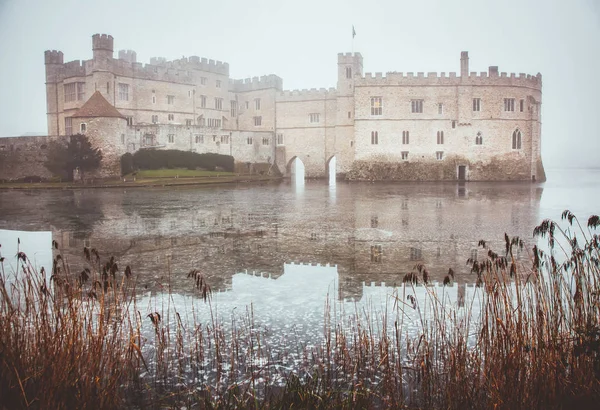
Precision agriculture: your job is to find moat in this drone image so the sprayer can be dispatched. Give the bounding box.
[0,168,598,342]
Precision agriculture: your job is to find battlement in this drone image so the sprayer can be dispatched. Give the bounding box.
[356,68,542,89]
[118,49,137,63]
[147,55,229,75]
[63,60,85,78]
[277,87,337,102]
[92,34,113,51]
[229,74,283,92]
[44,50,63,65]
[338,52,363,64]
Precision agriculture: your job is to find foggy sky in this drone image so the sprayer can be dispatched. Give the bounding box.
[0,0,598,168]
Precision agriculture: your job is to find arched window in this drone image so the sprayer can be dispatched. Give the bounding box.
[512,129,522,149]
[475,131,483,145]
[437,130,444,145]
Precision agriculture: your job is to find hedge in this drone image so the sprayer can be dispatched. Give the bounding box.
[124,150,234,173]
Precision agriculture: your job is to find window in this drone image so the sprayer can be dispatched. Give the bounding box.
[371,245,382,263]
[207,118,222,128]
[411,99,423,113]
[215,98,223,110]
[504,98,515,112]
[64,83,76,102]
[371,131,379,145]
[197,116,205,126]
[216,80,221,88]
[126,116,134,126]
[200,77,207,85]
[348,111,351,119]
[121,134,125,144]
[107,82,110,94]
[262,137,270,145]
[80,123,87,133]
[254,116,262,126]
[475,131,483,145]
[371,216,378,228]
[245,101,249,109]
[200,95,207,108]
[213,135,217,142]
[410,247,422,261]
[168,114,175,121]
[167,95,175,105]
[519,99,524,112]
[401,151,409,160]
[195,134,204,144]
[77,82,85,101]
[473,98,481,112]
[65,117,72,135]
[230,100,237,117]
[452,120,456,129]
[402,131,409,145]
[118,83,129,101]
[277,133,284,145]
[436,151,444,160]
[512,129,522,149]
[247,136,253,145]
[221,135,229,144]
[152,95,156,104]
[346,66,352,79]
[168,134,174,143]
[255,98,261,110]
[437,131,444,145]
[371,97,382,116]
[144,134,154,145]
[438,103,443,115]
[186,119,192,126]
[188,90,193,98]
[152,115,158,124]
[309,113,320,123]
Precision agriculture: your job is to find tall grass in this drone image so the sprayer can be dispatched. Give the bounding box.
[0,211,599,409]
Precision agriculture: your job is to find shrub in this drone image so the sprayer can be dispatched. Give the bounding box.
[120,152,134,176]
[128,150,234,172]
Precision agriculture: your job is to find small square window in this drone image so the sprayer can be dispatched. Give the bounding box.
[504,98,515,112]
[168,134,175,143]
[401,151,409,160]
[200,77,207,85]
[309,113,320,123]
[411,99,423,113]
[216,80,221,88]
[436,151,444,160]
[254,116,262,126]
[167,95,175,104]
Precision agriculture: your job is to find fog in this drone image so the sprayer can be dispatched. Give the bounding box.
[0,0,598,168]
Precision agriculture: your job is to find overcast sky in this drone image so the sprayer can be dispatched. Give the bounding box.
[0,0,598,168]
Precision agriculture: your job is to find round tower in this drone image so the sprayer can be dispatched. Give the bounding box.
[92,34,114,61]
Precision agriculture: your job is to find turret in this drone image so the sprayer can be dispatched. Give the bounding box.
[337,52,363,96]
[118,49,137,63]
[460,51,469,78]
[92,34,114,61]
[44,50,63,82]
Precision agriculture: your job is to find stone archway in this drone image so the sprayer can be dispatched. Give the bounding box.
[326,155,337,183]
[286,156,305,182]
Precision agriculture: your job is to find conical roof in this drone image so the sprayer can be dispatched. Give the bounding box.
[72,91,125,118]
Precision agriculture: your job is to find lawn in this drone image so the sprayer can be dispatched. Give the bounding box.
[129,168,236,178]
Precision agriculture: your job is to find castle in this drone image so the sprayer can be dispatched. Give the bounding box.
[1,33,545,181]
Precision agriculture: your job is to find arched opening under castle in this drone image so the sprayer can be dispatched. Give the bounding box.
[326,155,337,184]
[287,156,305,183]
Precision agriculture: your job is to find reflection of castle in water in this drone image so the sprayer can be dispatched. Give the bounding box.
[0,181,543,300]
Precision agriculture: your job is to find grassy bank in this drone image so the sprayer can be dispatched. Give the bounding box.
[0,172,281,190]
[1,212,599,409]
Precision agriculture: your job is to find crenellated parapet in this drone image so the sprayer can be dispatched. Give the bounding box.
[277,87,337,102]
[118,49,137,63]
[44,50,64,65]
[147,55,229,75]
[355,68,542,89]
[63,60,85,78]
[229,74,283,92]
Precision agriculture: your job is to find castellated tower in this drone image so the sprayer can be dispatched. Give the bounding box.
[92,34,114,61]
[337,53,363,96]
[45,50,64,136]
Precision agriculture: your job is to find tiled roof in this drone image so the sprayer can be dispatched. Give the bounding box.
[72,91,125,119]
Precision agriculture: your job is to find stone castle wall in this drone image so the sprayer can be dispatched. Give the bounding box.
[34,34,545,181]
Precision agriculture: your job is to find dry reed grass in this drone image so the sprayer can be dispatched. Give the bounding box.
[0,210,599,409]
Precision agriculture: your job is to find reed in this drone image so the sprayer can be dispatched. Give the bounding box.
[0,211,599,409]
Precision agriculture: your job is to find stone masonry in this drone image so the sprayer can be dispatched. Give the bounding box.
[0,33,545,181]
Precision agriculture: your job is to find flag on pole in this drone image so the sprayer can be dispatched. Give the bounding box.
[352,25,356,38]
